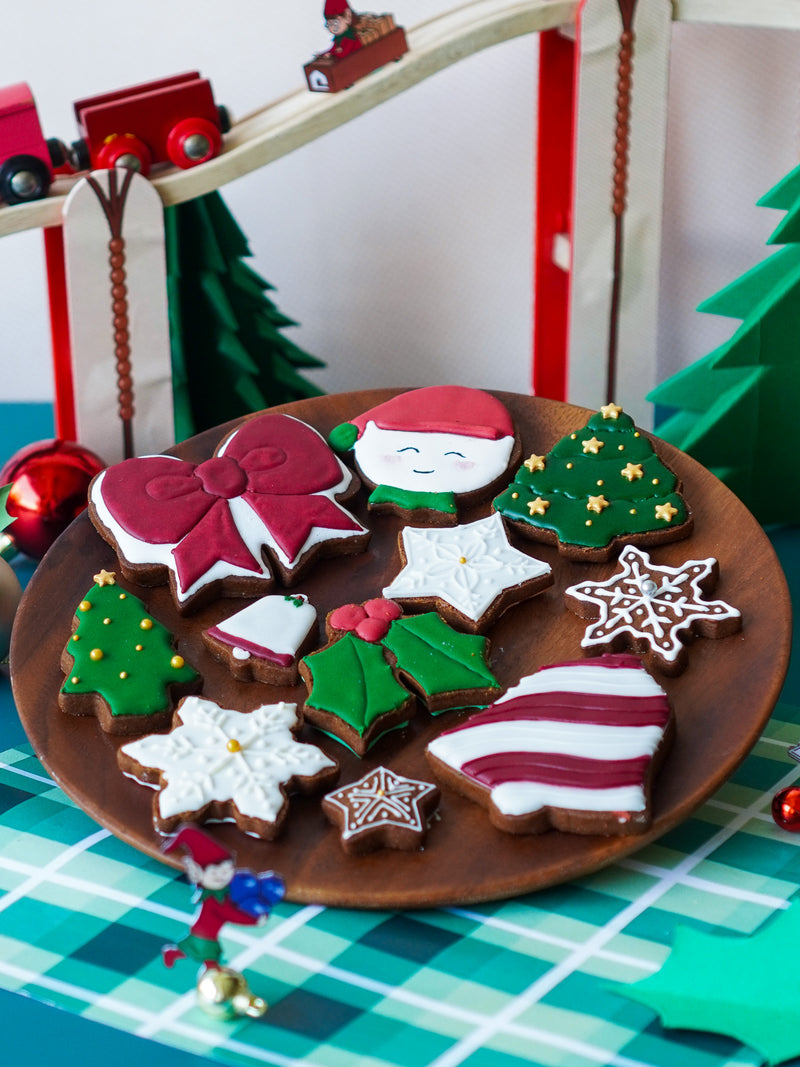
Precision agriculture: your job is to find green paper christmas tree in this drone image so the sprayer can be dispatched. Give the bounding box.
[649,161,800,524]
[164,191,325,440]
[61,570,199,729]
[493,405,690,558]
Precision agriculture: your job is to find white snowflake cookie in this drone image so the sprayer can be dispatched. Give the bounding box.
[118,696,338,838]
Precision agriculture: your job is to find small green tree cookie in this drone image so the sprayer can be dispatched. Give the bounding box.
[60,569,199,734]
[493,404,692,561]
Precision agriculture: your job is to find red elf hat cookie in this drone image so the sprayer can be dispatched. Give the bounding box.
[329,385,515,452]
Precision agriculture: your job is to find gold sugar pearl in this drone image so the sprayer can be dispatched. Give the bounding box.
[119,671,128,680]
[135,644,144,652]
[458,556,467,565]
[511,492,519,499]
[652,478,660,485]
[227,739,242,753]
[566,462,573,470]
[140,618,153,630]
[79,600,92,612]
[630,508,637,515]
[71,634,80,642]
[103,618,112,625]
[618,444,625,451]
[118,592,127,600]
[89,648,104,661]
[585,519,593,526]
[70,676,80,685]
[596,479,604,486]
[570,433,577,440]
[170,655,185,669]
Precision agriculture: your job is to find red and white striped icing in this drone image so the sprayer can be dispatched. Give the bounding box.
[426,654,670,818]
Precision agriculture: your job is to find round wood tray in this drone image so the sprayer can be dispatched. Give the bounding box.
[10,391,792,909]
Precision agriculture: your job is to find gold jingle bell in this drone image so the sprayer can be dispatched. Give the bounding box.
[195,965,267,1019]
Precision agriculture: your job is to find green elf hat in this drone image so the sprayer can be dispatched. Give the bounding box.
[328,386,514,453]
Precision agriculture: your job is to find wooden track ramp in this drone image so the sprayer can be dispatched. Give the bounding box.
[1,0,797,239]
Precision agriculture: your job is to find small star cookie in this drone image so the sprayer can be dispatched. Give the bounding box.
[322,766,440,854]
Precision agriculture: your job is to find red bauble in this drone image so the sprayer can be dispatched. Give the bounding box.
[772,786,800,832]
[0,440,106,559]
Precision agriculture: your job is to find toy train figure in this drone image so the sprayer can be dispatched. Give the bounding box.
[305,2,408,93]
[0,83,67,204]
[0,72,229,205]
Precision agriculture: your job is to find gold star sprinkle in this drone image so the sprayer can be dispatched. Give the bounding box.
[582,436,604,454]
[93,569,116,587]
[600,402,623,420]
[621,463,644,482]
[587,495,609,514]
[655,502,679,523]
[523,453,546,473]
[527,496,550,516]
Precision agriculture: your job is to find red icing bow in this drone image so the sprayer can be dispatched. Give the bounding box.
[99,414,363,594]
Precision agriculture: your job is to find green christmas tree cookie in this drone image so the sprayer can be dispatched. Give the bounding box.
[493,404,692,561]
[59,569,200,735]
[299,598,500,756]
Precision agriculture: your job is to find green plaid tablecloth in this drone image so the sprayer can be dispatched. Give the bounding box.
[2,694,800,1067]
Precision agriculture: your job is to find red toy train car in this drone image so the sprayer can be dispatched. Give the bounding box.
[0,72,229,205]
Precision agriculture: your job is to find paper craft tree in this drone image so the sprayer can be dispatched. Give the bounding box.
[164,191,324,440]
[615,900,800,1065]
[649,161,800,524]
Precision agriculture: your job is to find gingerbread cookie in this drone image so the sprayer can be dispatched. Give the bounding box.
[59,569,200,735]
[204,593,318,685]
[493,404,692,561]
[118,696,338,838]
[322,766,440,855]
[89,412,370,613]
[382,512,552,633]
[329,386,522,525]
[564,545,742,675]
[299,598,501,756]
[426,654,673,836]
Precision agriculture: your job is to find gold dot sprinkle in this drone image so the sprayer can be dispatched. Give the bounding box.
[170,655,185,669]
[71,634,80,642]
[140,618,153,630]
[630,508,637,515]
[618,444,625,451]
[585,519,593,526]
[634,431,640,438]
[103,618,112,625]
[118,592,127,600]
[511,492,519,499]
[566,462,573,470]
[89,648,104,661]
[135,644,144,651]
[79,600,92,612]
[119,671,128,680]
[227,739,242,753]
[71,676,80,685]
[652,478,660,485]
[570,433,577,440]
[458,556,467,565]
[596,479,604,486]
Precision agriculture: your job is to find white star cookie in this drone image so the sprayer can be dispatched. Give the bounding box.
[383,512,552,632]
[118,696,338,838]
[564,545,742,676]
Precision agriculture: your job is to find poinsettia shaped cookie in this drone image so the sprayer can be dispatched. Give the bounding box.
[89,412,370,613]
[426,654,673,836]
[494,403,692,561]
[329,386,522,525]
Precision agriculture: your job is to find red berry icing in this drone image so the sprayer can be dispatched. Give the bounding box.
[329,603,368,632]
[364,598,403,622]
[355,617,391,643]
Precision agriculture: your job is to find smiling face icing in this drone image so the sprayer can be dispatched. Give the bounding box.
[353,423,515,496]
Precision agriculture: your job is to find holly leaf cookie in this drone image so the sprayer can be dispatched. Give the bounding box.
[493,404,692,561]
[382,512,552,632]
[564,545,742,675]
[60,569,200,735]
[426,654,673,836]
[299,599,501,756]
[322,766,440,854]
[118,697,339,838]
[89,412,370,613]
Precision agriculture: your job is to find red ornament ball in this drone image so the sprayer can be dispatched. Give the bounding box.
[0,439,106,559]
[772,786,800,832]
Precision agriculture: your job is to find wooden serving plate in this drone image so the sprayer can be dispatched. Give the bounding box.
[9,391,792,909]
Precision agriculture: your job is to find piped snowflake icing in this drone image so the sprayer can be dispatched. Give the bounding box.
[564,545,742,674]
[118,697,338,837]
[383,513,552,629]
[91,412,368,610]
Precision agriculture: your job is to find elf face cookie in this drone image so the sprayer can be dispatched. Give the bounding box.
[59,569,200,735]
[493,404,692,560]
[89,412,370,613]
[426,654,673,836]
[204,593,318,685]
[329,386,521,524]
[118,697,339,838]
[564,545,742,675]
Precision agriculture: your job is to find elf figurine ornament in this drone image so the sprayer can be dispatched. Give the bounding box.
[322,0,362,58]
[161,825,285,1019]
[329,386,522,524]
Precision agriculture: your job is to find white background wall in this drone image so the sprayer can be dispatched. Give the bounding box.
[0,2,797,415]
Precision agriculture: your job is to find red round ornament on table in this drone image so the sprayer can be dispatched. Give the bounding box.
[0,440,106,559]
[772,786,800,832]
